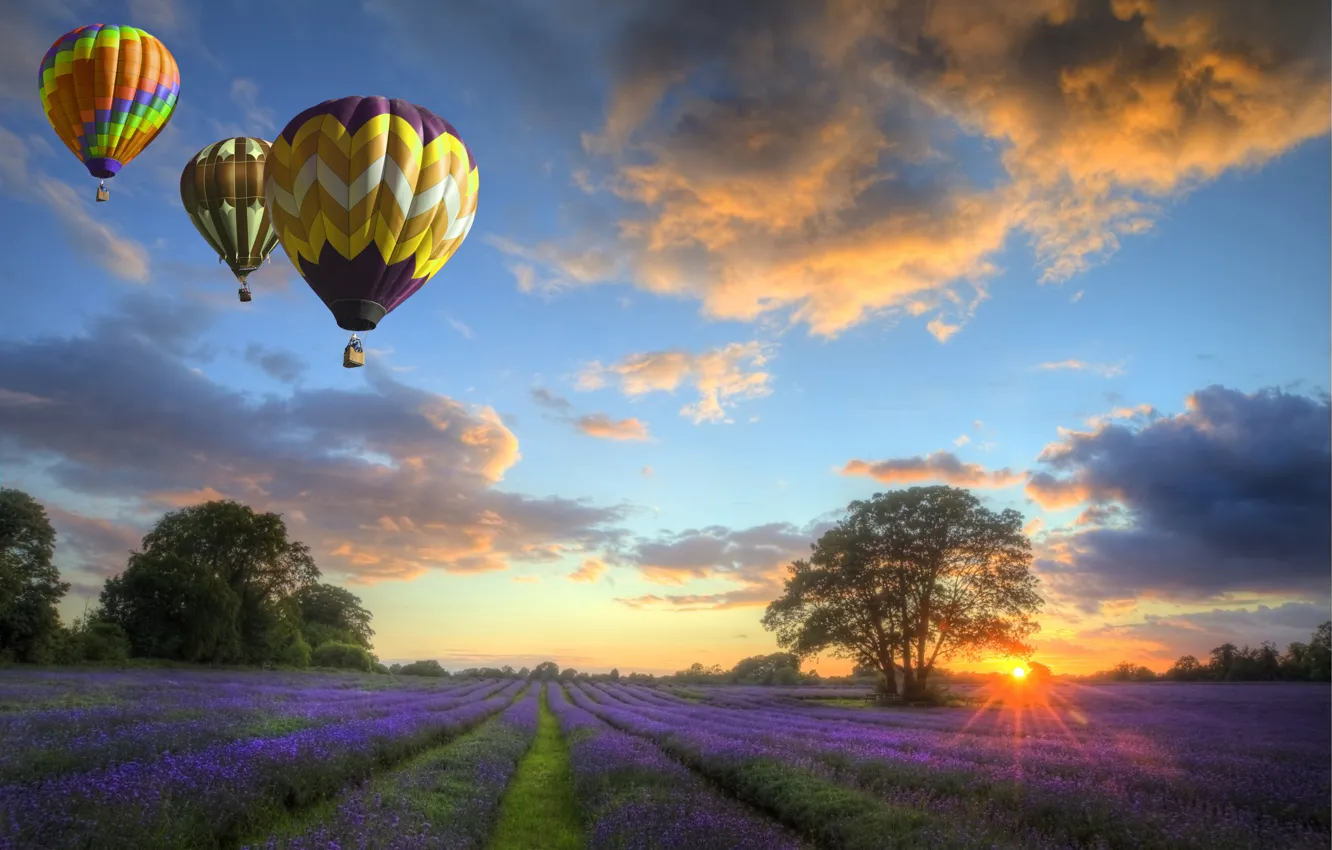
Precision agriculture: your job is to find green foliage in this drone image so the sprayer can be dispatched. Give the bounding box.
[730,652,803,685]
[529,661,560,680]
[398,659,449,677]
[310,641,374,672]
[274,632,311,668]
[97,500,329,667]
[0,489,70,663]
[100,551,242,662]
[294,584,374,649]
[764,485,1042,700]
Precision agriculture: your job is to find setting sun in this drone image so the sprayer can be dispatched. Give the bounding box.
[1012,667,1027,679]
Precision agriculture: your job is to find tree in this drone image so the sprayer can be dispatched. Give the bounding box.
[765,487,1043,700]
[1307,621,1332,682]
[294,583,375,649]
[558,667,578,680]
[1208,642,1239,680]
[311,641,373,671]
[100,551,241,662]
[762,523,908,697]
[730,652,803,685]
[399,659,448,677]
[1167,655,1204,681]
[0,489,70,662]
[530,661,560,680]
[608,667,620,681]
[117,500,320,665]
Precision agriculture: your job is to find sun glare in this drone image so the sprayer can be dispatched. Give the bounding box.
[1012,666,1027,679]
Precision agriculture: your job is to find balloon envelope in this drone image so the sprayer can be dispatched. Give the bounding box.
[180,137,280,282]
[39,24,179,180]
[265,96,478,331]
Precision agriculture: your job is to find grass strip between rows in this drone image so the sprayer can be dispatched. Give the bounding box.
[488,684,584,850]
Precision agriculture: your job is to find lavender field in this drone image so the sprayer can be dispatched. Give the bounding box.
[0,669,1327,850]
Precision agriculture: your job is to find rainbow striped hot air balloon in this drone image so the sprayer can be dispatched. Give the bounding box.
[38,24,180,202]
[265,96,478,368]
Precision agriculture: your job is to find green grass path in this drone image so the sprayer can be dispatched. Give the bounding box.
[488,685,584,850]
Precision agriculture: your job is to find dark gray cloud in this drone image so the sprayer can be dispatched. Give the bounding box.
[244,343,307,384]
[1092,602,1331,660]
[615,520,835,610]
[1029,385,1331,607]
[0,296,629,584]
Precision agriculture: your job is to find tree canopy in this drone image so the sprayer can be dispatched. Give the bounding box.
[763,486,1043,699]
[0,488,69,662]
[100,500,329,666]
[295,583,375,650]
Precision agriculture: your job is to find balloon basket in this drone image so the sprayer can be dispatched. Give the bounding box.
[95,185,109,203]
[238,288,252,303]
[343,345,365,369]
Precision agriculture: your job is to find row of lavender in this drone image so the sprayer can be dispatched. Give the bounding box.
[571,681,1331,850]
[245,685,542,850]
[546,682,804,850]
[1,675,492,785]
[0,675,520,849]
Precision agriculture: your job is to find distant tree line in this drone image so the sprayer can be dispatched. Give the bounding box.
[0,489,381,672]
[1082,625,1332,683]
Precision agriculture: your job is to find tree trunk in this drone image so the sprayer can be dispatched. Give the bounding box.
[876,648,899,698]
[900,643,916,696]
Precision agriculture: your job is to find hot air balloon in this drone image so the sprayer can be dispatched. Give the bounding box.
[38,24,180,202]
[265,96,478,368]
[180,137,280,302]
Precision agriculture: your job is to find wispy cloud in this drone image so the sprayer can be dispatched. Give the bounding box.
[1036,359,1127,378]
[578,342,774,424]
[841,451,1024,488]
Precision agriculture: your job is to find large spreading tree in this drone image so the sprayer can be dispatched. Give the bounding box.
[763,486,1043,699]
[101,500,320,665]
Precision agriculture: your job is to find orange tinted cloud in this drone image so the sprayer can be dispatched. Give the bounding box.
[1036,359,1126,377]
[578,342,773,424]
[568,558,608,583]
[842,451,1024,488]
[488,0,1327,338]
[574,414,651,442]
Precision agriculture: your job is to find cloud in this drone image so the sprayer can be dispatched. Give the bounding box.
[0,124,152,282]
[531,387,573,413]
[532,386,652,441]
[228,78,278,136]
[641,465,653,477]
[1028,385,1331,607]
[483,0,1328,340]
[0,297,629,586]
[447,317,474,339]
[244,344,307,384]
[568,558,607,583]
[1036,359,1127,378]
[574,414,651,442]
[511,574,542,584]
[578,342,773,424]
[953,434,970,447]
[615,520,830,611]
[44,505,145,580]
[841,451,1024,488]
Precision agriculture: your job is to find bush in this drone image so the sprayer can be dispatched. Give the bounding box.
[275,633,311,668]
[398,659,449,678]
[310,641,374,672]
[79,621,131,663]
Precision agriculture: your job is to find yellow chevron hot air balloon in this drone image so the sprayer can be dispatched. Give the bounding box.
[265,96,478,367]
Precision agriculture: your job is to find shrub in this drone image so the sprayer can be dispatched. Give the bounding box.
[275,633,311,668]
[398,659,449,678]
[79,621,131,664]
[310,641,374,672]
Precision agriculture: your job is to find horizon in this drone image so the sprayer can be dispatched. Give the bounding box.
[1,0,1329,677]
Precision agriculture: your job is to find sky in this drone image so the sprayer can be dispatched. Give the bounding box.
[0,0,1328,676]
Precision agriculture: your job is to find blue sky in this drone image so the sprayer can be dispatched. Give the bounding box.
[0,0,1328,674]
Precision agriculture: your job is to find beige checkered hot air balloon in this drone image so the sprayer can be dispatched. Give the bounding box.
[180,137,281,302]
